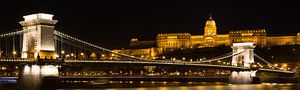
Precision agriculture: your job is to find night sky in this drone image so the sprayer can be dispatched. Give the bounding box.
[0,0,299,49]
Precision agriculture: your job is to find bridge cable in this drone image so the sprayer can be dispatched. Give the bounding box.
[200,51,245,63]
[0,29,33,38]
[253,53,272,65]
[186,51,245,64]
[53,30,149,60]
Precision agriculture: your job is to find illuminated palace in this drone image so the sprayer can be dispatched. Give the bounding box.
[113,15,300,59]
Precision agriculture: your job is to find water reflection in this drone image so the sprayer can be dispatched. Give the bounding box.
[19,65,42,90]
[23,65,59,77]
[1,65,300,90]
[18,65,59,90]
[101,84,300,90]
[230,71,256,84]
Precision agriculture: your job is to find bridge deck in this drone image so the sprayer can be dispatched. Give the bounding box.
[0,59,294,74]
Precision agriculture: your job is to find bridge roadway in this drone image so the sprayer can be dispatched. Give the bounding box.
[59,76,229,83]
[0,59,294,74]
[59,76,227,79]
[65,60,294,74]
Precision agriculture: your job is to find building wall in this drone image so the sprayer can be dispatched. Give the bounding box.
[130,38,156,47]
[112,47,160,59]
[156,33,191,48]
[191,35,205,48]
[298,33,300,42]
[216,34,230,46]
[267,36,297,45]
[229,29,267,46]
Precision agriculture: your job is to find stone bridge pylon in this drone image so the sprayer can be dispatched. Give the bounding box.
[231,42,255,68]
[20,13,58,59]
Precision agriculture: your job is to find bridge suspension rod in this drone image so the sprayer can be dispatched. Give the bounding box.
[253,53,272,65]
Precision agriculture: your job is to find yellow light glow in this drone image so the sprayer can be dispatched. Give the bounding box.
[241,33,253,36]
[167,36,177,39]
[31,65,41,75]
[41,65,59,76]
[282,64,287,67]
[233,42,254,47]
[13,51,17,55]
[55,54,59,57]
[23,65,30,75]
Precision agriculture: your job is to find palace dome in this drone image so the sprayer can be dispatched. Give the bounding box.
[205,16,216,27]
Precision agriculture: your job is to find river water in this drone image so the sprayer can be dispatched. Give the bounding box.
[1,65,299,90]
[1,80,300,90]
[65,83,300,90]
[3,82,300,90]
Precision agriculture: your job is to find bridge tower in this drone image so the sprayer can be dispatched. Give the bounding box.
[231,42,255,68]
[19,13,58,59]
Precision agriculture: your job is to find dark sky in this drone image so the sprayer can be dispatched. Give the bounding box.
[0,0,299,49]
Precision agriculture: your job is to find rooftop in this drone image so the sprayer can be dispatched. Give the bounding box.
[23,13,54,21]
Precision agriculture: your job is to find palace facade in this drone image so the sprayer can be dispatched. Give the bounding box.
[113,16,300,59]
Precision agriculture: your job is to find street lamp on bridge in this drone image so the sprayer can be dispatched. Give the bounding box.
[61,50,65,59]
[13,51,17,58]
[71,53,74,59]
[80,52,84,59]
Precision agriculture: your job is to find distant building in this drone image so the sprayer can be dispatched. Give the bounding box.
[113,15,300,59]
[267,36,298,45]
[130,38,156,48]
[156,33,191,48]
[229,29,267,46]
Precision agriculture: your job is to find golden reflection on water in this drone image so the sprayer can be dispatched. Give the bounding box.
[158,87,169,90]
[101,84,300,90]
[178,86,188,90]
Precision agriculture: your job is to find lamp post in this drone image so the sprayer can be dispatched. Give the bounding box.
[80,52,84,59]
[61,50,65,59]
[71,53,74,59]
[101,54,105,59]
[13,51,16,58]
